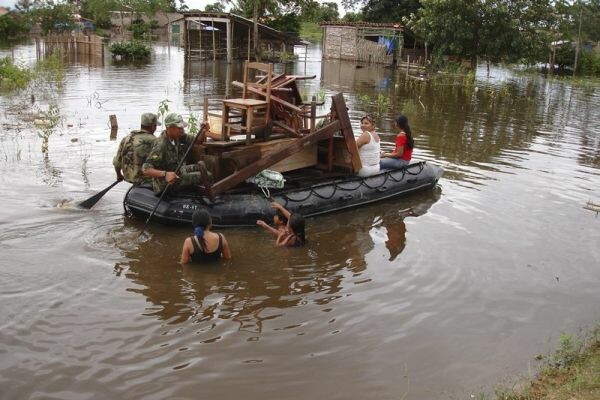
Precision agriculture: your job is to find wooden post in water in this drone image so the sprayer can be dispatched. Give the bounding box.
[109,114,118,139]
[406,55,410,77]
[185,19,190,58]
[203,97,209,122]
[310,96,316,133]
[212,18,216,61]
[198,17,202,60]
[226,20,232,63]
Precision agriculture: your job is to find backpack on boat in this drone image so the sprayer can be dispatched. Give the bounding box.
[247,169,285,197]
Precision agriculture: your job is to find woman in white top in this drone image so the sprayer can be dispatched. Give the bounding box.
[356,115,381,177]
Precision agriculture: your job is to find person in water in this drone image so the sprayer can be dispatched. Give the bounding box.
[356,115,381,177]
[180,209,231,263]
[380,115,414,169]
[256,202,290,238]
[267,202,306,247]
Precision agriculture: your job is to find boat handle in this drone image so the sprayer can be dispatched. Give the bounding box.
[407,178,417,184]
[376,186,388,192]
[340,194,353,201]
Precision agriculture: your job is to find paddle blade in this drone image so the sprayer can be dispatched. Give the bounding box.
[78,181,120,209]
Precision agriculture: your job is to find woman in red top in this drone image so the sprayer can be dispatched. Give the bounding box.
[380,115,414,170]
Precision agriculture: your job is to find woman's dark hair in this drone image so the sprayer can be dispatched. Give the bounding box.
[289,213,306,245]
[395,115,414,149]
[275,209,288,225]
[192,209,212,250]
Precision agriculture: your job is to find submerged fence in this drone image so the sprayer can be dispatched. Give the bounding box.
[35,33,105,59]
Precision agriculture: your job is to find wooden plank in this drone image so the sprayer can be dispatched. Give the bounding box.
[273,120,301,137]
[331,93,362,172]
[270,143,317,172]
[211,121,341,195]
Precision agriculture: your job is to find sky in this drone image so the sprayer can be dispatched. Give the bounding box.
[0,0,351,15]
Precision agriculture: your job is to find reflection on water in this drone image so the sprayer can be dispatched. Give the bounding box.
[1,42,600,399]
[116,190,440,331]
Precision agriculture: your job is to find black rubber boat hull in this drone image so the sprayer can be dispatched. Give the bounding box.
[124,161,443,227]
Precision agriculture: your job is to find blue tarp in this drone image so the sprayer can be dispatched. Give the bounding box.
[378,36,395,55]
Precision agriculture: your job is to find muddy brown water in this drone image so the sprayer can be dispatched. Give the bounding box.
[1,42,599,399]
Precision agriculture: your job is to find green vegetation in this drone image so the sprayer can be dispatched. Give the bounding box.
[267,13,301,36]
[0,54,64,92]
[204,2,226,13]
[157,99,170,126]
[580,52,600,76]
[0,14,30,37]
[35,53,65,83]
[488,326,600,400]
[129,19,159,39]
[36,103,61,153]
[361,0,420,23]
[300,1,339,22]
[109,40,152,59]
[299,22,322,42]
[0,57,32,91]
[33,0,76,34]
[356,92,391,117]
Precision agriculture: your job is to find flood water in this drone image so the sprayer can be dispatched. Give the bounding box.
[1,42,599,399]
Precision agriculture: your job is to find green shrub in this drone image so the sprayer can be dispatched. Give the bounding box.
[579,52,600,76]
[0,14,29,37]
[109,40,152,59]
[128,20,158,39]
[35,53,65,83]
[0,57,32,91]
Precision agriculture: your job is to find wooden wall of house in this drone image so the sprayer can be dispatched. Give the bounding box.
[323,26,357,61]
[356,38,393,65]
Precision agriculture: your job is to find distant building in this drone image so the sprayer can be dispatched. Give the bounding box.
[320,21,425,66]
[0,6,11,16]
[110,10,182,36]
[172,12,303,61]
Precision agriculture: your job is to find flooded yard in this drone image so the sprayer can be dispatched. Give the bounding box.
[1,42,599,399]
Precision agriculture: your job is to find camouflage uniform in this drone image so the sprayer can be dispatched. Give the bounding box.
[142,131,212,194]
[113,128,156,184]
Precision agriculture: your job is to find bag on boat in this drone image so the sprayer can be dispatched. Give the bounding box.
[247,169,285,197]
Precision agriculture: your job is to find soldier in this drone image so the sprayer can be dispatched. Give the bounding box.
[113,113,160,184]
[142,113,213,199]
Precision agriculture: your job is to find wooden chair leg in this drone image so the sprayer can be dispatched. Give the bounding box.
[245,107,254,145]
[221,104,230,141]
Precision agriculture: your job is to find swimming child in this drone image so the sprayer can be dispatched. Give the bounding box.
[256,203,289,238]
[257,202,305,247]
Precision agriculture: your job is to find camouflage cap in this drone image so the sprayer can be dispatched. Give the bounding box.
[164,113,188,128]
[141,112,160,126]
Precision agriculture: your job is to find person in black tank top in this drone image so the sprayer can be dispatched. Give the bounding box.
[180,210,231,264]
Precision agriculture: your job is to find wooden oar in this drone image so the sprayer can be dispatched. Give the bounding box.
[78,181,120,209]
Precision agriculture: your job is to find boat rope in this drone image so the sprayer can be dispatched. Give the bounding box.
[281,162,426,204]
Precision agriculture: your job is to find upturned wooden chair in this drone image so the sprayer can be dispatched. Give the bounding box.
[221,61,273,144]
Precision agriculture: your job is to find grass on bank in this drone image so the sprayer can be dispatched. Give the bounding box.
[299,21,322,43]
[491,325,600,400]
